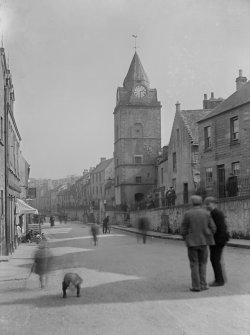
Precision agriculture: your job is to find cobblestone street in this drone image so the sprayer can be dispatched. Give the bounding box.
[0,221,250,335]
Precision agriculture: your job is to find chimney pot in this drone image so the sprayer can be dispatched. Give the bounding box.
[175,101,180,112]
[239,69,243,77]
[204,94,207,100]
[211,92,214,99]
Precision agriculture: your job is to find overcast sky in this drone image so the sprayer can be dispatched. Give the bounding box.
[1,0,250,179]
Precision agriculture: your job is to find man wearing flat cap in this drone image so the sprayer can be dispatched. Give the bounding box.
[181,195,216,292]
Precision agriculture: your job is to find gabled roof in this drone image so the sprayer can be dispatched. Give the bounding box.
[123,52,149,90]
[179,109,212,144]
[92,158,113,174]
[199,80,250,122]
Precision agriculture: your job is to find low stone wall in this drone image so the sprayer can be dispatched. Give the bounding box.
[61,196,250,238]
[128,196,250,238]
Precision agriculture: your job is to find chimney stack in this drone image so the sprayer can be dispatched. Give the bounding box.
[100,157,106,162]
[236,69,247,91]
[175,101,180,112]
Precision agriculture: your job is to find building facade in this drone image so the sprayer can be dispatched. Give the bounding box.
[198,71,250,198]
[114,52,161,209]
[0,47,6,256]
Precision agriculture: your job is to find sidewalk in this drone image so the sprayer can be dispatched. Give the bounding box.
[112,225,250,249]
[0,243,36,282]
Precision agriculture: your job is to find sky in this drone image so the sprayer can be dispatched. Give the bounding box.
[0,0,250,179]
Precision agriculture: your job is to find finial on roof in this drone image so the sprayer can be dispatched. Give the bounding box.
[132,34,137,51]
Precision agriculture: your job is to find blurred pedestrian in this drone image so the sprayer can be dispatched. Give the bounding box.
[90,222,99,246]
[226,173,238,197]
[204,197,230,287]
[138,217,149,244]
[49,215,55,227]
[181,195,216,292]
[17,225,22,245]
[32,240,52,288]
[103,215,109,234]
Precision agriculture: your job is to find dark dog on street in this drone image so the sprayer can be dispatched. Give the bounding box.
[62,273,83,298]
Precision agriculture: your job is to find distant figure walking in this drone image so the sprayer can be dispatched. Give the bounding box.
[49,215,55,227]
[226,173,238,197]
[91,222,99,246]
[138,217,149,244]
[205,197,230,286]
[103,216,109,234]
[181,195,216,292]
[32,240,52,288]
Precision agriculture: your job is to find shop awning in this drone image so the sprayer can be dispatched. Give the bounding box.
[16,199,38,215]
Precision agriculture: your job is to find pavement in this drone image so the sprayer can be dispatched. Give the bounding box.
[0,221,250,283]
[112,225,250,249]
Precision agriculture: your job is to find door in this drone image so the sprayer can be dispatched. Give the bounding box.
[183,183,188,204]
[217,165,226,198]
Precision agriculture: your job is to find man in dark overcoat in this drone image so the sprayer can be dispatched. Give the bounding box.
[181,195,216,292]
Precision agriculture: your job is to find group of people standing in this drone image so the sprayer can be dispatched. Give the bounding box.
[181,195,229,292]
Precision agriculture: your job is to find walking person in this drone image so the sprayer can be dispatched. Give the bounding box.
[137,217,149,244]
[90,222,99,246]
[32,240,52,288]
[181,195,216,292]
[204,197,230,286]
[102,215,109,234]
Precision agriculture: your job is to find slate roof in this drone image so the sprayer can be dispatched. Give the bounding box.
[92,158,113,173]
[199,80,250,122]
[123,52,149,90]
[179,109,212,144]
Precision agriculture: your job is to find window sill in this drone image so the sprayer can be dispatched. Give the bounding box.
[230,140,240,146]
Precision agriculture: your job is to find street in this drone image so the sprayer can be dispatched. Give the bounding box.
[0,221,250,335]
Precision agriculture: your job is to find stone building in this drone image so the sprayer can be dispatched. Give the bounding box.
[198,70,250,198]
[0,47,6,256]
[89,157,114,221]
[165,102,212,205]
[114,52,161,209]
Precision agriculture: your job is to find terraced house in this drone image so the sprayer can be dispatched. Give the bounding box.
[198,70,250,199]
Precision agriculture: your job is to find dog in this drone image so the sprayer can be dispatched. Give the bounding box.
[62,273,83,298]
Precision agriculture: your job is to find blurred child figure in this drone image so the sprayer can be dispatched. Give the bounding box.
[33,240,52,288]
[90,222,99,246]
[138,217,149,244]
[62,273,83,298]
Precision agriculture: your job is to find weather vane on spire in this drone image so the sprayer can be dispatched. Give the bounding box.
[132,34,137,51]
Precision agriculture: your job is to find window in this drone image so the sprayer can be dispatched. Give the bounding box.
[134,155,142,164]
[135,176,142,183]
[232,162,240,176]
[204,126,211,149]
[231,117,239,141]
[173,152,177,171]
[205,167,213,186]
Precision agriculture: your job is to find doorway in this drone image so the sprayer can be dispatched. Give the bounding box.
[217,165,226,198]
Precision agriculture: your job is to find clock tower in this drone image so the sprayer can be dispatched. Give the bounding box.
[114,52,161,208]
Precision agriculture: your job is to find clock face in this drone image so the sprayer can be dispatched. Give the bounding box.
[133,85,147,98]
